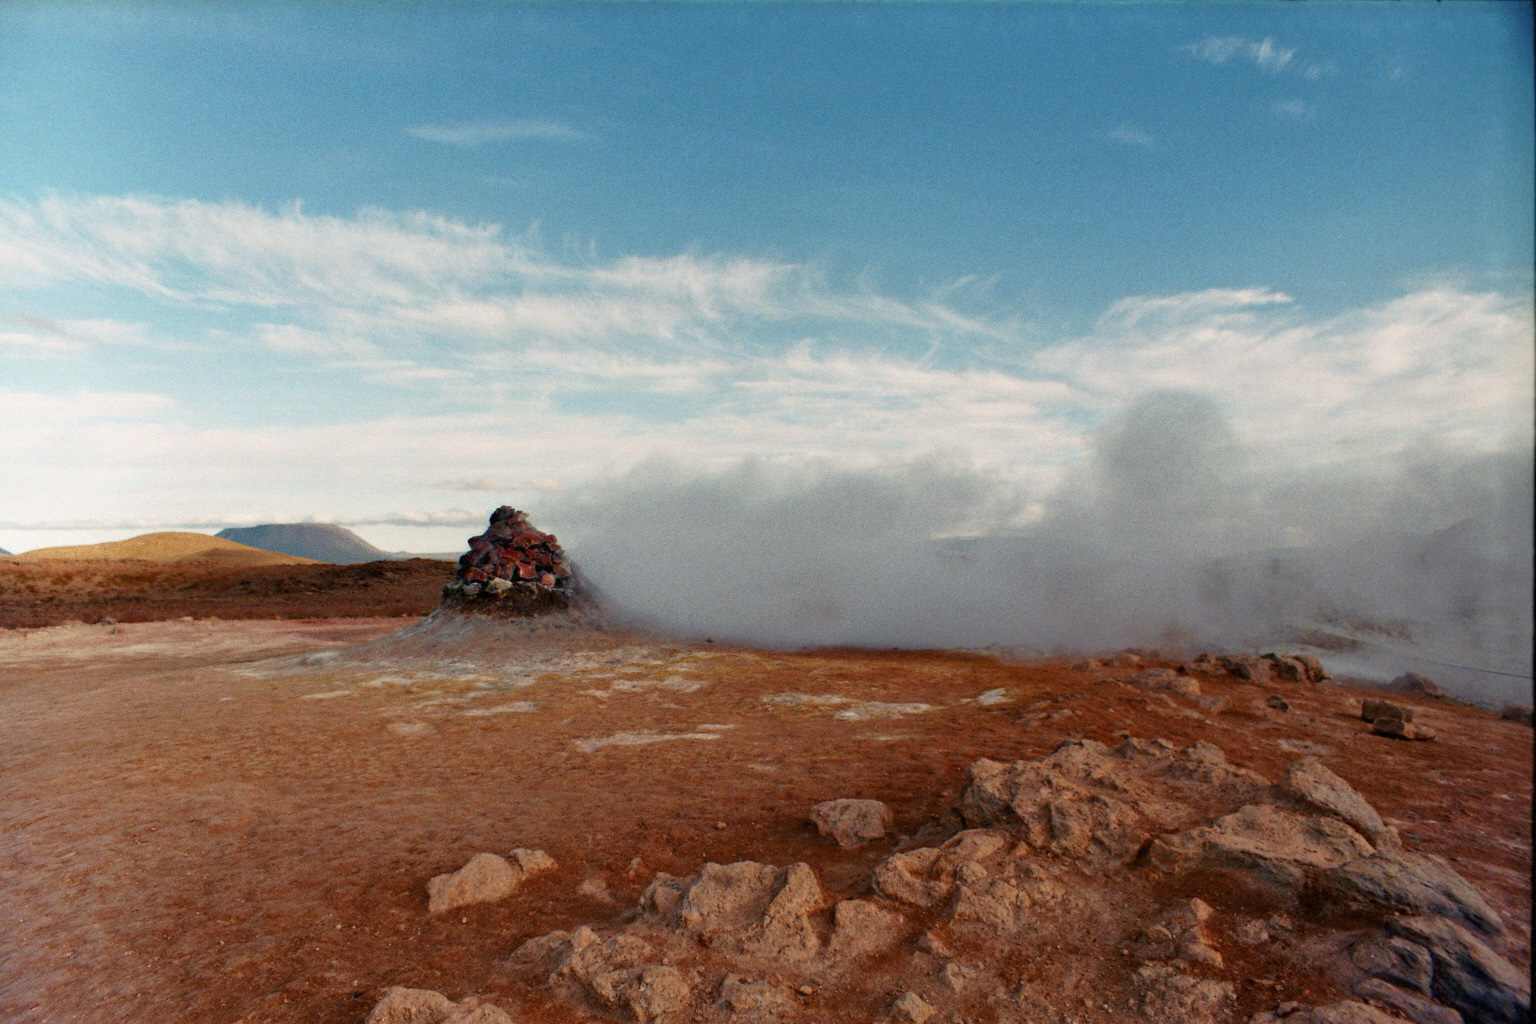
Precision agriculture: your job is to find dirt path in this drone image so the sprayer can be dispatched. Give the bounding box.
[0,618,1528,1023]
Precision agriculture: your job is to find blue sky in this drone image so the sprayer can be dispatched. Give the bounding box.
[1,1,1532,553]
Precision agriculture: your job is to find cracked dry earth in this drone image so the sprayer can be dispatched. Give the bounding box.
[0,614,1528,1024]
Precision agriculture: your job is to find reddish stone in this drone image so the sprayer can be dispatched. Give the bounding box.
[463,567,489,583]
[515,562,538,580]
[538,572,556,587]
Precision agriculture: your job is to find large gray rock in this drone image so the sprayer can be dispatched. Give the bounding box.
[1278,758,1393,846]
[810,798,893,848]
[1147,803,1374,887]
[1385,916,1530,1024]
[1351,934,1434,993]
[426,848,555,914]
[1353,978,1463,1024]
[1320,849,1502,935]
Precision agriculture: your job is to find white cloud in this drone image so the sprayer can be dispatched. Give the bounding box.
[1106,124,1153,147]
[1270,98,1314,120]
[1038,286,1534,466]
[0,194,1530,561]
[1181,35,1299,74]
[406,118,592,146]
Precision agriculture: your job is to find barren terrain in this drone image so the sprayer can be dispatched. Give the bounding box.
[0,566,1529,1024]
[0,556,451,628]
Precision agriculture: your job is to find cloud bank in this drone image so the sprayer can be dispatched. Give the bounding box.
[554,394,1532,707]
[1,195,1530,701]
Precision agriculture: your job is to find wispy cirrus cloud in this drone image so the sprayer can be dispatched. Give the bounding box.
[1182,35,1298,74]
[1105,123,1154,147]
[405,117,592,147]
[1270,98,1314,121]
[1,193,1530,555]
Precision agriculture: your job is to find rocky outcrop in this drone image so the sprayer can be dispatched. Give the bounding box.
[809,798,893,848]
[1320,848,1503,935]
[1384,916,1530,1024]
[372,738,1516,1024]
[1148,803,1375,887]
[1278,757,1396,846]
[956,737,1265,870]
[426,849,555,914]
[651,860,827,962]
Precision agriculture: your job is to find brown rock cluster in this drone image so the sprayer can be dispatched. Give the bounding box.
[369,738,1528,1024]
[439,507,584,616]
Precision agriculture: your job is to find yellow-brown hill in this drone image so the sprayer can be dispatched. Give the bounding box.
[15,532,323,566]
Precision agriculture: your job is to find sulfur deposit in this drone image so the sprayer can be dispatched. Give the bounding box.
[438,507,587,617]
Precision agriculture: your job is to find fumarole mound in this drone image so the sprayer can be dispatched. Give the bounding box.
[437,507,589,617]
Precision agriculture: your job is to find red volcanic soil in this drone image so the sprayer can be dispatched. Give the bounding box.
[0,608,1528,1024]
[0,557,453,628]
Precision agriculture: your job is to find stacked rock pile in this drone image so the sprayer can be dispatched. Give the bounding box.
[439,507,584,616]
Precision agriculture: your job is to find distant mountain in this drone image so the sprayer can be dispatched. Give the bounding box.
[216,524,394,564]
[16,532,317,566]
[0,546,11,555]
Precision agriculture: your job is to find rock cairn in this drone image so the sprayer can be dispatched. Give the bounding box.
[439,507,584,617]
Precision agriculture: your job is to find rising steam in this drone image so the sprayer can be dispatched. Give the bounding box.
[548,391,1533,707]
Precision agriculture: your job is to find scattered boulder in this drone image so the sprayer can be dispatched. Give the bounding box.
[672,861,826,962]
[1360,698,1434,739]
[1361,698,1411,724]
[1385,915,1531,1024]
[884,990,936,1024]
[427,849,555,914]
[364,987,512,1024]
[1500,703,1532,726]
[1391,673,1446,698]
[390,735,1515,1024]
[1220,655,1271,684]
[809,798,894,848]
[1278,758,1395,847]
[1372,715,1436,741]
[874,829,1011,908]
[1267,695,1292,712]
